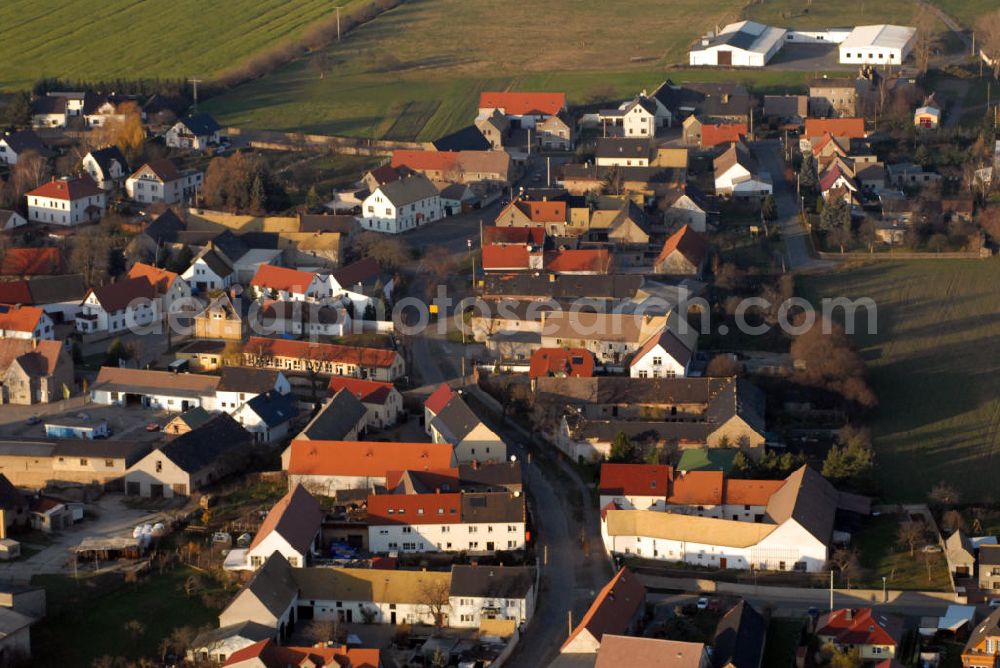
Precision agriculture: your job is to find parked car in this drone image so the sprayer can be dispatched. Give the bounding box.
[989,598,1000,609]
[922,544,943,553]
[145,423,160,432]
[25,416,41,426]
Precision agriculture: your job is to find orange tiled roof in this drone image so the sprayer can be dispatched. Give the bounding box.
[482,244,531,270]
[701,123,747,147]
[286,440,455,478]
[562,567,646,651]
[0,338,63,375]
[723,479,784,506]
[528,347,595,379]
[249,264,317,293]
[655,224,708,267]
[479,91,566,116]
[126,262,179,294]
[482,226,546,245]
[390,150,460,172]
[668,470,724,505]
[544,249,609,273]
[327,376,395,405]
[1,247,65,276]
[599,463,672,497]
[804,117,866,139]
[246,336,398,368]
[0,305,43,333]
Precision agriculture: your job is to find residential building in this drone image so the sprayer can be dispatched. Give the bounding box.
[962,607,1000,668]
[810,78,860,118]
[82,146,129,190]
[360,173,443,234]
[75,276,159,335]
[653,224,708,276]
[424,383,456,436]
[495,198,569,236]
[629,325,694,378]
[561,567,646,653]
[0,339,73,405]
[528,348,595,381]
[803,118,866,142]
[0,275,86,325]
[763,95,808,123]
[428,390,507,464]
[242,337,405,382]
[182,246,235,292]
[478,91,566,128]
[698,121,749,148]
[126,159,203,205]
[327,377,403,430]
[0,130,53,166]
[366,491,526,554]
[188,622,275,665]
[838,25,915,65]
[243,485,323,570]
[714,142,772,198]
[538,311,672,365]
[980,545,1000,592]
[597,96,660,138]
[0,248,66,278]
[165,113,222,150]
[945,530,975,578]
[26,176,106,226]
[214,367,290,412]
[449,564,536,629]
[712,600,767,668]
[475,110,511,148]
[223,639,380,668]
[124,413,254,497]
[599,464,673,511]
[194,294,248,343]
[295,389,368,443]
[284,440,456,495]
[231,391,299,444]
[689,21,787,67]
[595,138,650,167]
[390,150,511,184]
[817,608,901,661]
[662,185,709,232]
[31,96,67,128]
[0,306,54,341]
[125,262,191,314]
[536,113,574,150]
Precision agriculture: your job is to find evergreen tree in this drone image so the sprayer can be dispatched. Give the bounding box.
[609,432,637,463]
[798,154,819,193]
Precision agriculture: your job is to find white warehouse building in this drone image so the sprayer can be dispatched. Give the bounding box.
[689,21,787,67]
[838,25,915,65]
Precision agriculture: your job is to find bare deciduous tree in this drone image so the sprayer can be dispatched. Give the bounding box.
[897,520,926,557]
[977,9,1000,79]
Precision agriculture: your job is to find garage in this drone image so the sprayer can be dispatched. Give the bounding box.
[717,50,732,66]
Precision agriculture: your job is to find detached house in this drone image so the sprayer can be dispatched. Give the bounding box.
[962,607,1000,668]
[478,91,566,128]
[360,173,443,234]
[449,564,536,629]
[126,158,203,205]
[26,176,106,226]
[428,389,507,464]
[242,485,323,570]
[0,338,74,405]
[714,143,772,199]
[249,265,326,302]
[653,224,708,276]
[0,130,53,166]
[327,377,403,430]
[629,325,694,378]
[165,113,222,150]
[232,391,299,445]
[0,305,54,340]
[76,276,159,335]
[817,608,901,662]
[125,413,254,497]
[82,146,129,190]
[561,567,646,653]
[536,113,574,150]
[182,246,235,293]
[125,262,191,314]
[598,96,660,138]
[194,292,248,341]
[595,138,651,167]
[31,96,67,128]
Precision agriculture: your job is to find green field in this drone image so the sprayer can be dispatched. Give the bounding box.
[933,0,996,28]
[0,0,357,90]
[799,260,1000,503]
[745,0,919,29]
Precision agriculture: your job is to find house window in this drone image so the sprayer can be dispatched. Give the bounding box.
[155,460,163,473]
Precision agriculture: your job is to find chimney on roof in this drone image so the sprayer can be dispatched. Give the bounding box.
[845,609,853,620]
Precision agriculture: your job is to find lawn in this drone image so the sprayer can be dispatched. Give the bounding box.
[933,0,997,28]
[799,259,1000,503]
[0,1,366,91]
[851,514,952,590]
[745,0,919,29]
[31,567,226,665]
[207,0,858,139]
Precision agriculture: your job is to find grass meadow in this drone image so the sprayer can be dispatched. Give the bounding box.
[0,0,359,90]
[799,259,1000,503]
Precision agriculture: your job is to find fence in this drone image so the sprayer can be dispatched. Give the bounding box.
[817,248,991,261]
[227,127,427,156]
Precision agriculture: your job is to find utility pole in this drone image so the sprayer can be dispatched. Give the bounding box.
[829,569,834,611]
[336,5,341,41]
[567,610,573,636]
[527,128,532,157]
[188,78,203,112]
[546,157,551,187]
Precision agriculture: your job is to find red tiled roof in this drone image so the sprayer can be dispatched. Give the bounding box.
[668,470,724,505]
[700,123,748,147]
[0,280,33,305]
[134,158,182,182]
[367,163,402,186]
[599,463,672,497]
[286,440,455,478]
[327,376,395,405]
[424,384,455,414]
[482,226,545,245]
[817,608,900,648]
[479,91,566,116]
[367,492,462,525]
[544,249,610,273]
[528,347,595,379]
[0,305,44,333]
[804,118,866,139]
[655,224,708,268]
[391,150,460,172]
[332,257,380,288]
[1,248,65,276]
[26,176,102,201]
[482,244,531,270]
[0,338,63,375]
[246,336,398,368]
[503,199,567,223]
[125,262,179,294]
[224,639,380,668]
[88,276,157,312]
[250,264,316,293]
[562,567,646,651]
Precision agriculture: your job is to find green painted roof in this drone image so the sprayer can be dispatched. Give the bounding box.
[676,448,738,473]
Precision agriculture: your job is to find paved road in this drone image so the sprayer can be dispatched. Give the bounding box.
[753,140,830,272]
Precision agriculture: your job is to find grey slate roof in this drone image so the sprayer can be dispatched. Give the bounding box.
[210,230,251,265]
[194,247,233,278]
[460,492,524,524]
[52,440,150,467]
[481,273,643,300]
[86,146,129,180]
[218,367,281,393]
[712,600,767,668]
[244,391,299,429]
[457,462,522,492]
[595,138,650,161]
[378,173,439,207]
[299,390,367,441]
[232,552,297,620]
[143,209,186,244]
[0,474,26,512]
[764,465,838,545]
[26,274,87,304]
[158,413,252,474]
[2,130,53,158]
[449,564,535,598]
[430,396,482,445]
[178,113,221,136]
[433,125,492,152]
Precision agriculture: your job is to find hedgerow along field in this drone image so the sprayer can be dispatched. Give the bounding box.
[0,0,360,90]
[799,259,1000,503]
